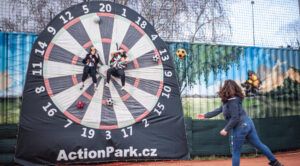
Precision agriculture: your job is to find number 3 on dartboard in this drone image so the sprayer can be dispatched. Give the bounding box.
[105,131,111,140]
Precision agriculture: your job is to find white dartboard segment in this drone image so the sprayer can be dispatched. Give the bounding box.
[109,15,131,62]
[125,64,164,82]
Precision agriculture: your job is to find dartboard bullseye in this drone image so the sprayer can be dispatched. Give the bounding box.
[42,5,164,129]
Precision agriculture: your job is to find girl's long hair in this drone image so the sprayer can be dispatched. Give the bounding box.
[218,80,244,103]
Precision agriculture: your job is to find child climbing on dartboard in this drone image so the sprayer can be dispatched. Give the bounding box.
[106,48,128,90]
[80,47,100,91]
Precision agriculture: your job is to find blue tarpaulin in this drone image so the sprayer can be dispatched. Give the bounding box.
[0,32,37,97]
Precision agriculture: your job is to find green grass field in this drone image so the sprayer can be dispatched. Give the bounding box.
[182,96,300,119]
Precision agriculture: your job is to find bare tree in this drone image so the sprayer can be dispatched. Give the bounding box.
[188,0,231,43]
[2,0,83,33]
[2,18,19,32]
[130,0,187,41]
[1,0,231,44]
[126,0,230,43]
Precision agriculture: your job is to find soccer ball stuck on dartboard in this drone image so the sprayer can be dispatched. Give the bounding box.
[106,98,113,106]
[152,54,160,62]
[176,48,187,59]
[76,101,85,109]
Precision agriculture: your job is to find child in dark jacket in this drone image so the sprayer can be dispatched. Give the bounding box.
[106,49,128,90]
[197,80,283,166]
[81,47,99,91]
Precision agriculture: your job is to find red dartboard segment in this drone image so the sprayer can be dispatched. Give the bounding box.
[97,12,114,18]
[82,92,93,100]
[71,75,78,84]
[82,41,93,49]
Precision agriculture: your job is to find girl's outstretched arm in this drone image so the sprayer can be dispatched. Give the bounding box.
[197,106,222,119]
[204,106,222,118]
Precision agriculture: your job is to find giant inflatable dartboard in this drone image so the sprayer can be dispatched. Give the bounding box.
[15,1,189,165]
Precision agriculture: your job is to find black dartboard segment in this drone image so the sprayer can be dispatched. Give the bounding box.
[15,1,189,165]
